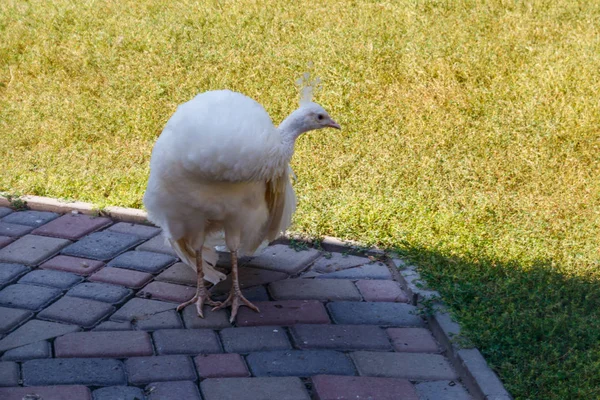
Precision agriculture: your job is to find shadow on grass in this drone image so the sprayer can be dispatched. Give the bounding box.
[394,245,600,400]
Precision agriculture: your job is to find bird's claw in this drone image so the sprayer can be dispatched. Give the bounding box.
[176,292,222,318]
[212,290,260,323]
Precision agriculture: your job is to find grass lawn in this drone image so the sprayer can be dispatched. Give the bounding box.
[2,0,600,398]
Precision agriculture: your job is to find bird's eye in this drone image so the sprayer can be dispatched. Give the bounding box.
[317,114,324,120]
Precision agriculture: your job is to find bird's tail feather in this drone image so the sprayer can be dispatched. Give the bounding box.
[168,237,226,285]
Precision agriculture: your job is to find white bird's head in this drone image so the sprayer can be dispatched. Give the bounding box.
[278,101,341,142]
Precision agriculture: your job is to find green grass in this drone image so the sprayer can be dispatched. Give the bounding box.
[1,0,600,397]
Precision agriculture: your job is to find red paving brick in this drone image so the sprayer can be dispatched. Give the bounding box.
[138,281,196,303]
[32,213,111,240]
[194,354,250,378]
[355,279,409,302]
[89,267,153,288]
[0,385,92,400]
[312,375,419,400]
[236,300,331,326]
[0,236,14,249]
[40,255,105,276]
[55,331,153,358]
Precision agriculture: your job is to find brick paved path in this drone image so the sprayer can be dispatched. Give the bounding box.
[0,208,472,399]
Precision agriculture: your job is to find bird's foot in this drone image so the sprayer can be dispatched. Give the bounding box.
[176,291,221,318]
[212,290,260,323]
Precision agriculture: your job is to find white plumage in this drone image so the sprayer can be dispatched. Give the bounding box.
[144,89,340,321]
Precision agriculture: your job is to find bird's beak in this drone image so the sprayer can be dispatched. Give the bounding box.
[327,119,341,130]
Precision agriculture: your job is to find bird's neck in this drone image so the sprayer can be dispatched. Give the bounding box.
[276,109,307,162]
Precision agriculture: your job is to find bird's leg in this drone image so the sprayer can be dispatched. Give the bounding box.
[176,249,221,317]
[212,249,260,323]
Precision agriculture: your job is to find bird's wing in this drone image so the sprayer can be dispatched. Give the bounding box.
[264,165,297,243]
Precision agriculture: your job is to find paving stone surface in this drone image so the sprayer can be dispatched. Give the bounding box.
[269,279,362,301]
[31,213,111,240]
[93,385,145,400]
[22,358,126,386]
[291,324,392,351]
[62,231,142,261]
[246,244,321,274]
[0,235,71,266]
[67,282,132,304]
[108,222,162,239]
[0,306,32,334]
[125,355,197,384]
[0,222,34,238]
[220,326,291,353]
[0,263,30,287]
[40,255,105,276]
[327,301,424,326]
[2,210,58,227]
[18,269,83,289]
[1,340,51,361]
[89,267,153,288]
[108,250,176,274]
[247,350,356,377]
[37,296,114,328]
[201,377,311,400]
[55,331,153,358]
[0,210,482,400]
[0,207,13,218]
[0,320,80,352]
[0,385,92,400]
[195,353,250,378]
[145,381,202,400]
[0,283,62,311]
[311,375,419,400]
[153,329,222,355]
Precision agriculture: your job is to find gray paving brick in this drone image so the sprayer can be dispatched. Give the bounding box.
[108,222,161,239]
[0,361,19,387]
[195,354,250,378]
[2,210,58,227]
[67,282,132,304]
[309,253,369,273]
[311,375,419,400]
[37,296,115,328]
[247,350,355,377]
[0,306,32,334]
[55,331,154,358]
[237,300,330,326]
[153,329,222,355]
[136,235,178,256]
[351,351,458,380]
[291,324,391,351]
[248,244,320,274]
[0,284,62,311]
[111,298,177,323]
[1,340,51,361]
[356,279,409,302]
[137,281,196,303]
[387,327,439,353]
[220,326,291,353]
[269,279,362,301]
[93,321,133,331]
[0,319,80,352]
[156,262,196,285]
[136,310,183,331]
[0,385,92,400]
[214,285,269,302]
[108,251,176,274]
[327,301,424,326]
[31,213,112,240]
[62,231,143,261]
[0,207,12,218]
[415,380,472,400]
[146,381,202,400]
[126,355,196,384]
[0,235,71,266]
[0,263,29,287]
[212,267,288,295]
[317,263,392,280]
[23,358,126,386]
[18,269,83,289]
[201,377,310,400]
[0,222,34,238]
[182,304,232,329]
[93,386,146,400]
